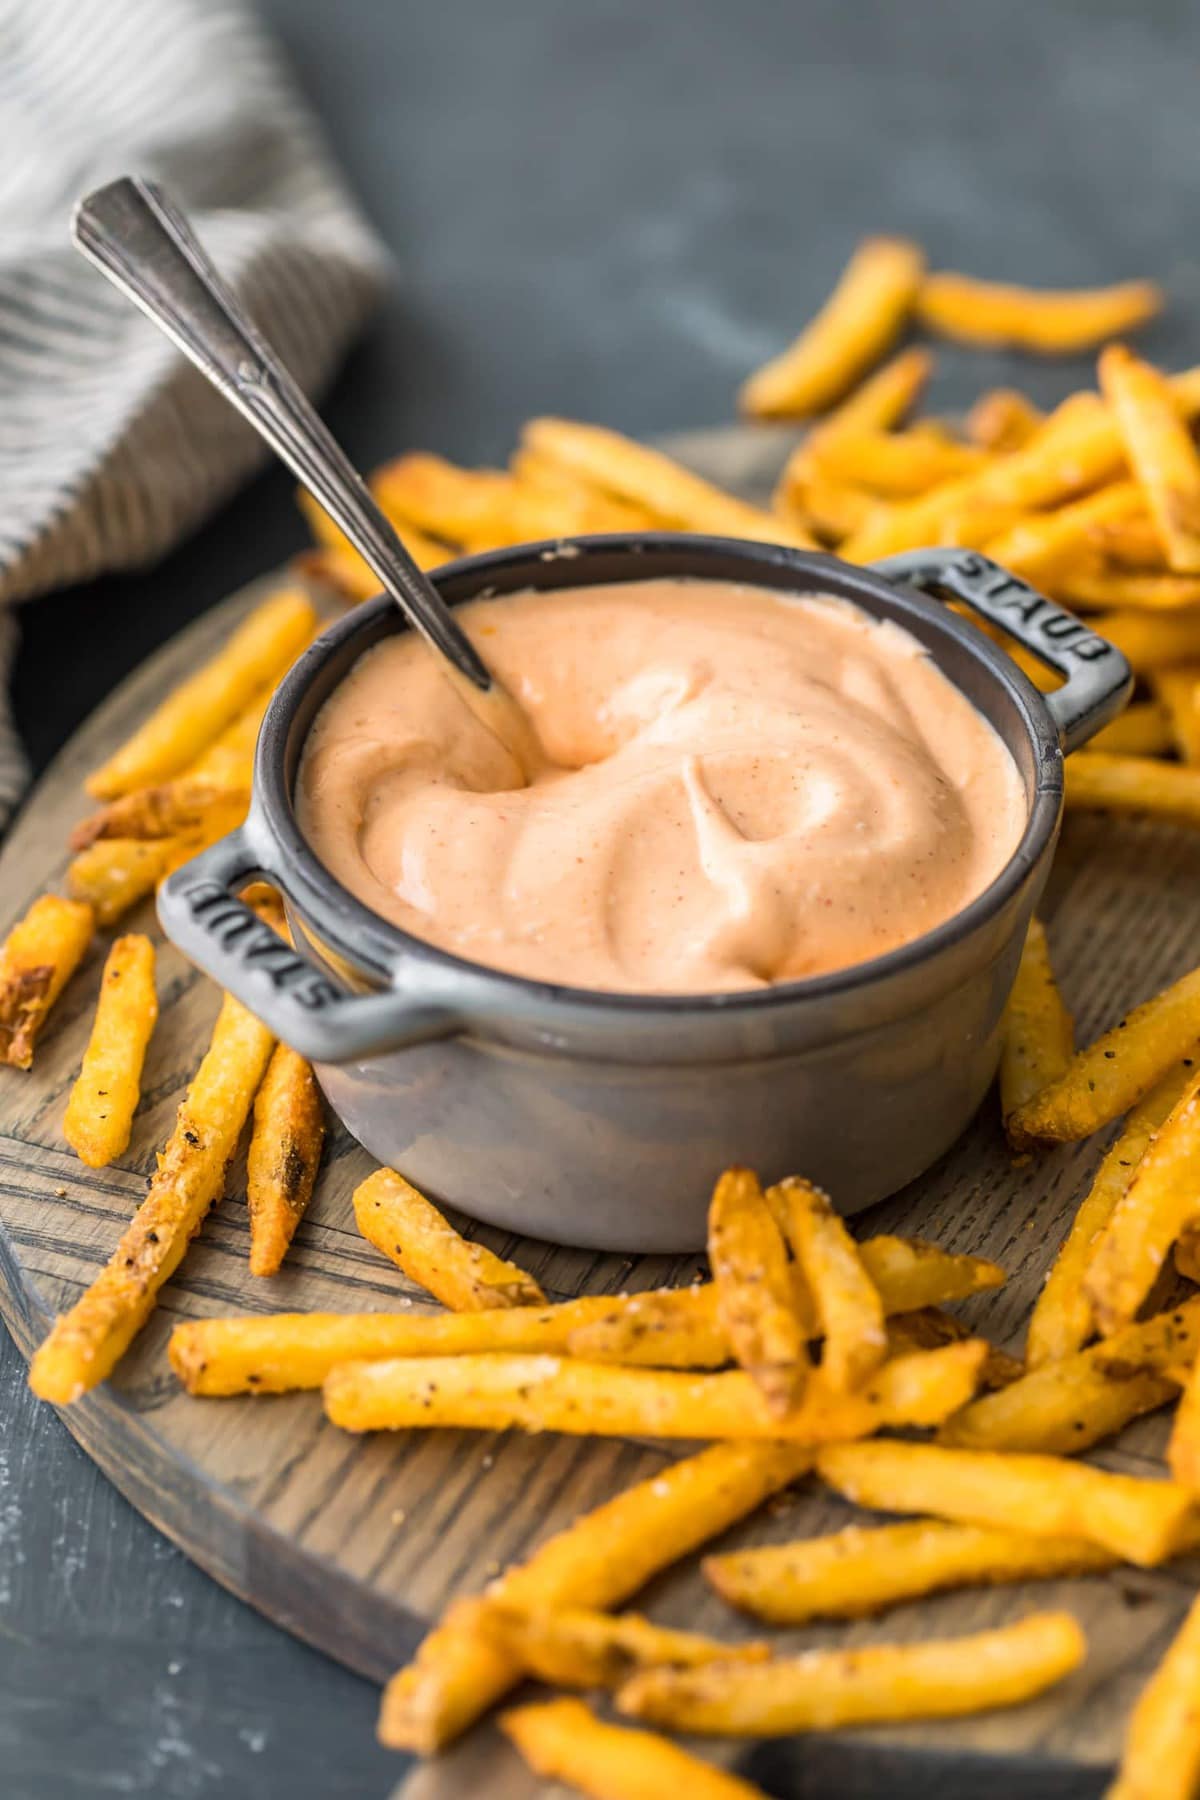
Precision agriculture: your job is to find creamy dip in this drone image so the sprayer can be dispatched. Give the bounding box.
[296,578,1026,994]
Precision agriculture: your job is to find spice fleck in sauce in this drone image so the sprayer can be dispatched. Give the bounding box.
[297,579,1025,994]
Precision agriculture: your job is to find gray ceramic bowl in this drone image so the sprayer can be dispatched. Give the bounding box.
[158,536,1131,1251]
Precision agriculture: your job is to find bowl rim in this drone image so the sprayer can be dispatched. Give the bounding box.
[256,532,1062,1020]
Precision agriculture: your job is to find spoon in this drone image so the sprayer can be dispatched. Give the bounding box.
[72,176,540,775]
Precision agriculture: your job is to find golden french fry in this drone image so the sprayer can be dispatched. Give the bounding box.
[1065,751,1200,826]
[767,1177,886,1391]
[294,546,383,602]
[943,1299,1200,1454]
[1086,512,1169,572]
[815,345,933,436]
[965,388,1045,453]
[1169,1343,1200,1487]
[185,684,274,787]
[566,1285,729,1369]
[1083,1070,1200,1334]
[985,482,1144,585]
[325,1342,985,1442]
[62,934,157,1167]
[66,801,248,928]
[918,272,1162,352]
[1026,1060,1199,1368]
[846,372,1200,563]
[1108,1592,1200,1800]
[508,448,659,529]
[855,1232,1007,1310]
[1101,342,1200,572]
[467,1598,768,1688]
[379,1441,813,1753]
[1054,571,1200,612]
[708,1168,808,1413]
[1008,961,1200,1146]
[245,1045,324,1277]
[29,993,275,1404]
[69,777,250,851]
[773,468,874,544]
[886,1307,1023,1390]
[521,418,816,548]
[817,1439,1194,1566]
[616,1611,1086,1734]
[1101,606,1200,672]
[999,918,1074,1121]
[87,589,317,799]
[353,1167,545,1310]
[705,1519,1115,1624]
[501,1697,768,1800]
[372,454,521,542]
[807,427,984,498]
[1090,701,1172,757]
[740,237,925,418]
[297,484,453,574]
[1154,665,1200,763]
[0,894,93,1070]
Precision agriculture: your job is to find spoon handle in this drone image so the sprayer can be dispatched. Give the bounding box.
[73,176,492,691]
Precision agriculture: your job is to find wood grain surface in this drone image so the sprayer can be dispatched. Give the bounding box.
[2,432,1199,1797]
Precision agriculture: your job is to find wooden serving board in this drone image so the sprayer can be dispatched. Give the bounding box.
[3,430,1200,1799]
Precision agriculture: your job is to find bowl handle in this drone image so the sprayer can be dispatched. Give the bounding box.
[157,825,457,1062]
[872,547,1134,755]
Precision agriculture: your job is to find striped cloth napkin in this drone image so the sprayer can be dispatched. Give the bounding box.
[0,0,389,825]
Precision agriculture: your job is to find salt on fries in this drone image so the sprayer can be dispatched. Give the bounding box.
[246,1046,324,1277]
[378,1440,811,1752]
[501,1697,770,1800]
[615,1612,1085,1734]
[817,1440,1194,1566]
[740,235,925,417]
[0,894,92,1069]
[998,919,1074,1121]
[705,1520,1116,1625]
[767,1176,886,1392]
[916,272,1162,352]
[87,588,317,799]
[29,993,275,1403]
[707,1166,808,1413]
[62,934,157,1167]
[353,1166,546,1310]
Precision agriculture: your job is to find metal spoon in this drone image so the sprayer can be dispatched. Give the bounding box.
[72,176,540,773]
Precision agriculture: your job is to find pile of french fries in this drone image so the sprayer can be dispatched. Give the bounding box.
[8,237,1200,1795]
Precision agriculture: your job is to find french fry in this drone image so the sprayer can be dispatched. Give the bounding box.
[1101,343,1200,573]
[816,1439,1194,1566]
[1026,1060,1199,1367]
[378,1440,813,1753]
[853,1232,1007,1311]
[886,1307,1024,1390]
[245,1045,324,1276]
[297,484,452,574]
[62,934,157,1167]
[1084,1070,1200,1334]
[69,777,250,850]
[1090,701,1172,757]
[1101,606,1200,672]
[0,894,93,1070]
[917,272,1162,352]
[1086,512,1169,572]
[294,546,384,602]
[29,993,275,1404]
[509,448,659,530]
[966,388,1045,453]
[806,427,985,498]
[1169,1346,1200,1488]
[521,418,816,548]
[942,1300,1200,1453]
[185,684,274,787]
[845,372,1200,564]
[1108,1592,1200,1800]
[353,1167,545,1310]
[372,454,521,543]
[1008,960,1200,1147]
[566,1285,730,1369]
[615,1611,1086,1734]
[767,1177,886,1391]
[1054,572,1200,612]
[1155,665,1200,763]
[740,236,925,418]
[66,802,248,927]
[985,482,1144,585]
[773,469,874,544]
[705,1519,1115,1624]
[501,1698,768,1800]
[1065,751,1200,826]
[999,918,1074,1121]
[466,1598,768,1688]
[87,589,317,799]
[814,345,933,436]
[324,1342,985,1441]
[708,1167,808,1413]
